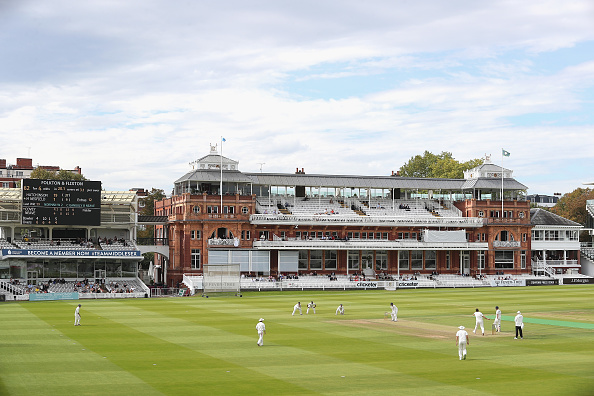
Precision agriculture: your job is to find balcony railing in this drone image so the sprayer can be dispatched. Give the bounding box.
[208,238,239,246]
[250,214,484,227]
[253,239,488,250]
[493,241,521,248]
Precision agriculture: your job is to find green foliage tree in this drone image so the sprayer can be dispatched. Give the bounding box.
[550,188,594,226]
[399,151,483,179]
[30,167,87,181]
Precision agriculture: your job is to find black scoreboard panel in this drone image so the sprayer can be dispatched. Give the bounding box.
[22,179,101,226]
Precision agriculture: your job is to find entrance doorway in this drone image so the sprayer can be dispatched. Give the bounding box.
[95,269,106,284]
[27,271,38,285]
[461,251,470,275]
[362,251,374,277]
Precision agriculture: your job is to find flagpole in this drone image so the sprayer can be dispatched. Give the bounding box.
[501,149,504,217]
[220,137,224,214]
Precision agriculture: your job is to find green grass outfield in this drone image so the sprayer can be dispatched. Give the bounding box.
[1,286,594,396]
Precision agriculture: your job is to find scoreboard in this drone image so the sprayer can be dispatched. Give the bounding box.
[22,179,102,226]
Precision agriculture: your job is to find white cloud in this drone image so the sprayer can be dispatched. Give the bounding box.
[0,0,593,195]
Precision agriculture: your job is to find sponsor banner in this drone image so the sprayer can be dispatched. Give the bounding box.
[356,281,378,289]
[29,292,79,301]
[1,249,141,258]
[526,279,559,286]
[562,278,594,285]
[397,281,419,288]
[489,279,526,287]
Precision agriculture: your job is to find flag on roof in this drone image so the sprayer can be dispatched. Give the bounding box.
[222,137,226,142]
[502,149,510,157]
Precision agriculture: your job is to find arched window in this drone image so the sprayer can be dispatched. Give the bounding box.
[210,228,234,239]
[496,230,515,242]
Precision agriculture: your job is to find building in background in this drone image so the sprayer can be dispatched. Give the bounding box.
[155,147,535,287]
[0,158,82,188]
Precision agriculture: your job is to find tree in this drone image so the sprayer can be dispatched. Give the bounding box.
[550,188,594,226]
[139,188,166,217]
[399,151,484,179]
[30,167,87,181]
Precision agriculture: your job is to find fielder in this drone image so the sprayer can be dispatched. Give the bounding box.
[292,302,302,316]
[307,301,316,314]
[74,304,82,326]
[493,306,502,332]
[390,302,398,322]
[335,304,344,315]
[456,326,470,360]
[473,308,489,335]
[256,318,266,346]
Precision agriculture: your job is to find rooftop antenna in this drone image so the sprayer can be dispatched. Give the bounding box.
[257,163,265,173]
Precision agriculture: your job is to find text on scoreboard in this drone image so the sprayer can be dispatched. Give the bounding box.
[22,179,101,226]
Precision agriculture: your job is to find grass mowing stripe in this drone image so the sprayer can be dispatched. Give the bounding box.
[2,285,594,395]
[20,300,315,395]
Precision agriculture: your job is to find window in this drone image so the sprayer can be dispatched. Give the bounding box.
[348,251,359,270]
[241,230,251,240]
[382,232,389,240]
[446,252,450,270]
[361,232,367,239]
[310,251,323,269]
[191,249,200,269]
[192,206,200,214]
[521,251,526,269]
[317,231,323,239]
[497,231,514,241]
[376,232,381,239]
[399,251,409,270]
[325,250,337,269]
[347,232,353,239]
[207,206,219,214]
[354,232,360,239]
[280,231,286,239]
[495,251,514,269]
[411,251,423,270]
[522,233,527,242]
[424,250,436,270]
[532,230,543,241]
[242,206,249,214]
[398,232,403,240]
[190,230,201,240]
[296,231,301,239]
[375,251,387,270]
[478,251,485,269]
[223,206,235,214]
[298,250,308,270]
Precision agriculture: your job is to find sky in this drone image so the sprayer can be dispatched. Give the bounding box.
[1,0,593,195]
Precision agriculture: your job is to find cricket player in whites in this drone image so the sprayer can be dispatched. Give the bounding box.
[456,326,470,360]
[74,304,82,326]
[390,302,398,322]
[292,302,302,316]
[473,308,490,335]
[336,304,344,315]
[256,318,266,346]
[307,301,316,314]
[493,306,502,333]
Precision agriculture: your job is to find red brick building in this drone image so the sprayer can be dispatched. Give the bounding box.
[155,147,532,286]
